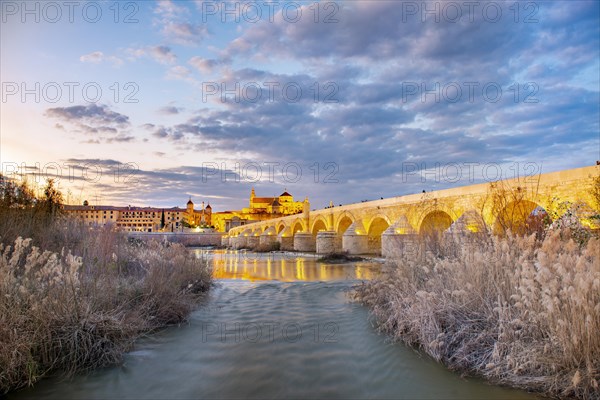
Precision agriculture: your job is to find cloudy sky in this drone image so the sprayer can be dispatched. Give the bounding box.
[1,0,598,210]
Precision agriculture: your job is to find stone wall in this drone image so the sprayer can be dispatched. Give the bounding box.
[127,232,224,247]
[294,232,316,252]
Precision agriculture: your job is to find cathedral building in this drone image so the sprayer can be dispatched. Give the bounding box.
[184,198,212,227]
[211,189,306,232]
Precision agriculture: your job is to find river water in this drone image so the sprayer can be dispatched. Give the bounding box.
[10,250,538,399]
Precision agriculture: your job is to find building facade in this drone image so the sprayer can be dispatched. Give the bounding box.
[63,199,212,232]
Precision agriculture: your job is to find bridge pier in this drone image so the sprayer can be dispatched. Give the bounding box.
[247,232,260,249]
[294,232,316,252]
[367,235,383,255]
[316,231,342,254]
[221,235,230,247]
[342,221,369,254]
[259,227,278,247]
[381,232,418,258]
[277,227,294,251]
[231,234,247,249]
[233,229,254,249]
[342,234,369,254]
[381,217,418,258]
[442,212,491,257]
[446,210,487,235]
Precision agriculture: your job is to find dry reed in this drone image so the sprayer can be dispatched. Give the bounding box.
[355,223,599,399]
[0,226,211,394]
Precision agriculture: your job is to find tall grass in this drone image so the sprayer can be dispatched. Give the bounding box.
[354,225,599,399]
[0,222,211,394]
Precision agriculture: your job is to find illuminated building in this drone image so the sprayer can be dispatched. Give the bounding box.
[211,189,306,232]
[63,198,212,232]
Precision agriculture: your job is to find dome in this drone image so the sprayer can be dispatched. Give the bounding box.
[206,203,212,209]
[187,198,193,205]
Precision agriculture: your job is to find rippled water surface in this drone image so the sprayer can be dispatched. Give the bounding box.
[11,250,538,399]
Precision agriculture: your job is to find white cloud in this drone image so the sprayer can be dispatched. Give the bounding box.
[126,46,177,65]
[80,51,123,66]
[162,22,208,46]
[166,65,195,82]
[153,0,207,46]
[148,46,177,64]
[154,0,187,20]
[188,56,221,74]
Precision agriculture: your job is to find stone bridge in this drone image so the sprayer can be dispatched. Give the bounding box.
[223,165,599,256]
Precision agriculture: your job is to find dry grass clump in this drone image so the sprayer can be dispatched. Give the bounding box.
[354,226,600,399]
[0,234,211,394]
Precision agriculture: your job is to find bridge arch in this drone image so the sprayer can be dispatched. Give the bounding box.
[291,218,306,235]
[277,222,287,234]
[493,199,549,236]
[367,216,391,255]
[335,212,356,235]
[419,210,454,235]
[267,224,277,232]
[311,216,328,236]
[448,209,487,233]
[240,228,253,237]
[366,214,392,234]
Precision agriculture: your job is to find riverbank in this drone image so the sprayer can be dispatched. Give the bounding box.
[0,178,212,395]
[0,231,212,395]
[354,226,600,399]
[127,231,224,247]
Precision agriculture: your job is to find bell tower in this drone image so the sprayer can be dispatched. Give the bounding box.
[249,188,256,207]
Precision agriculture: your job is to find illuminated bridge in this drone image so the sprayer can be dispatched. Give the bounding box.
[223,165,599,256]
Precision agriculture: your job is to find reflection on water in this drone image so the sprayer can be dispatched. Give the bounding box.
[192,249,380,282]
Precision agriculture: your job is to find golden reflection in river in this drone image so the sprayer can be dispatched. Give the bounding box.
[195,249,379,282]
